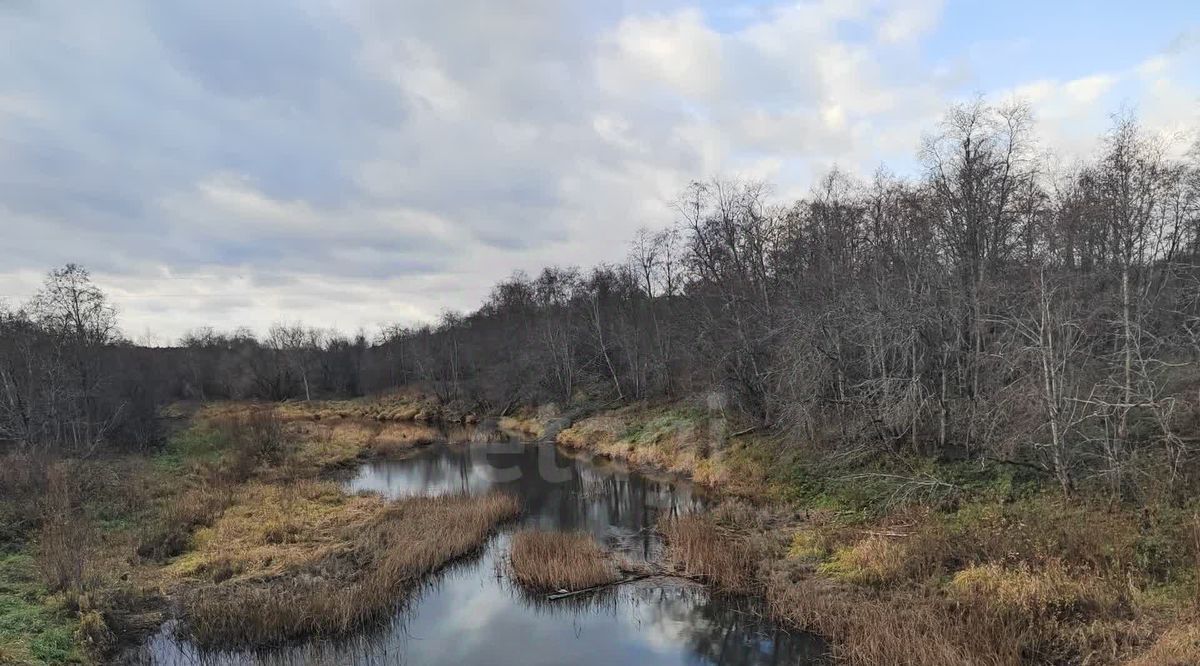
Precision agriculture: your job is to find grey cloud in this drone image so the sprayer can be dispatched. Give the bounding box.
[3,0,1190,340]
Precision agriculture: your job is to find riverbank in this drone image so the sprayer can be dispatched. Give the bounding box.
[4,395,1196,664]
[551,401,1200,665]
[0,399,512,663]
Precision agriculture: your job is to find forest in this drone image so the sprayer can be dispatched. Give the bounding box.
[5,101,1199,502]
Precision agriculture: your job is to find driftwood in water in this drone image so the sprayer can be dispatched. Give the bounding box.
[545,573,654,600]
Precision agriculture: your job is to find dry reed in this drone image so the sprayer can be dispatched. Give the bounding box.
[181,491,520,647]
[660,514,759,593]
[507,530,619,592]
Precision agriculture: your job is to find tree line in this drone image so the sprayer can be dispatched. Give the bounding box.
[3,100,1199,498]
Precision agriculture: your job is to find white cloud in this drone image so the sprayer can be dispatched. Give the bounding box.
[876,0,945,45]
[1064,74,1117,105]
[598,9,723,99]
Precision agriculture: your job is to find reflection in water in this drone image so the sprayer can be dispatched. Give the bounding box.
[133,431,828,665]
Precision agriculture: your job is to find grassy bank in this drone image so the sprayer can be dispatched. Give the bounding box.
[180,489,519,646]
[555,401,1200,665]
[0,400,508,662]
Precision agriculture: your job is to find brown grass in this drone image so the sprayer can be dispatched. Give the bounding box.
[555,404,771,497]
[1124,624,1200,666]
[34,463,96,594]
[365,421,440,457]
[137,484,234,561]
[507,530,619,592]
[664,505,1153,666]
[660,514,760,593]
[179,491,520,647]
[269,390,438,424]
[0,452,48,543]
[499,415,546,438]
[949,561,1125,621]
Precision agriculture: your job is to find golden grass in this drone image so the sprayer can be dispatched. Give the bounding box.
[765,571,986,666]
[179,491,521,647]
[0,398,461,659]
[787,528,830,561]
[558,410,693,469]
[498,415,546,438]
[137,484,234,561]
[507,530,619,592]
[950,561,1124,621]
[555,405,771,497]
[818,535,918,586]
[167,481,379,582]
[664,505,1160,666]
[269,391,436,424]
[660,514,759,593]
[1124,625,1200,666]
[280,416,441,472]
[366,421,440,457]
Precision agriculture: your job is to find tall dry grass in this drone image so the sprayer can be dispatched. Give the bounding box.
[137,484,234,561]
[660,514,760,593]
[0,452,49,544]
[35,463,95,594]
[665,508,1149,666]
[507,530,619,592]
[180,491,520,647]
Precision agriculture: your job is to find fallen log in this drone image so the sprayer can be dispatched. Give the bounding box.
[545,573,653,600]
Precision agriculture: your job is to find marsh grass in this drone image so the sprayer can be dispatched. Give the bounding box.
[666,504,1153,666]
[660,514,760,594]
[1125,625,1200,666]
[180,491,520,647]
[507,530,619,593]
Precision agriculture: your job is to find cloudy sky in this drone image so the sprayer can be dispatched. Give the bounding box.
[1,0,1197,343]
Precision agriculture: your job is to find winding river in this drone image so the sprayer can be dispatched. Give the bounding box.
[133,424,829,665]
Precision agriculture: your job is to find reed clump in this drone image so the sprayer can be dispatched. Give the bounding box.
[660,514,760,594]
[507,530,619,592]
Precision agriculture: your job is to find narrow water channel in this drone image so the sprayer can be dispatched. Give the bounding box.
[135,425,829,665]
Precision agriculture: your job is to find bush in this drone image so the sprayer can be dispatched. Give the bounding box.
[35,465,95,594]
[216,409,290,477]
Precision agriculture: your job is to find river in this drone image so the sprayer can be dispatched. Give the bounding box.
[132,424,829,665]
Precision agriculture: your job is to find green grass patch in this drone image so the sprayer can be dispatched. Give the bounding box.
[0,553,85,665]
[618,407,704,446]
[766,451,1046,518]
[155,422,231,470]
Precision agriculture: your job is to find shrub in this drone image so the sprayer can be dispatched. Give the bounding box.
[35,465,94,594]
[216,408,290,477]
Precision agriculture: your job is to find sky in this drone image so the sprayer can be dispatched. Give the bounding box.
[1,0,1197,344]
